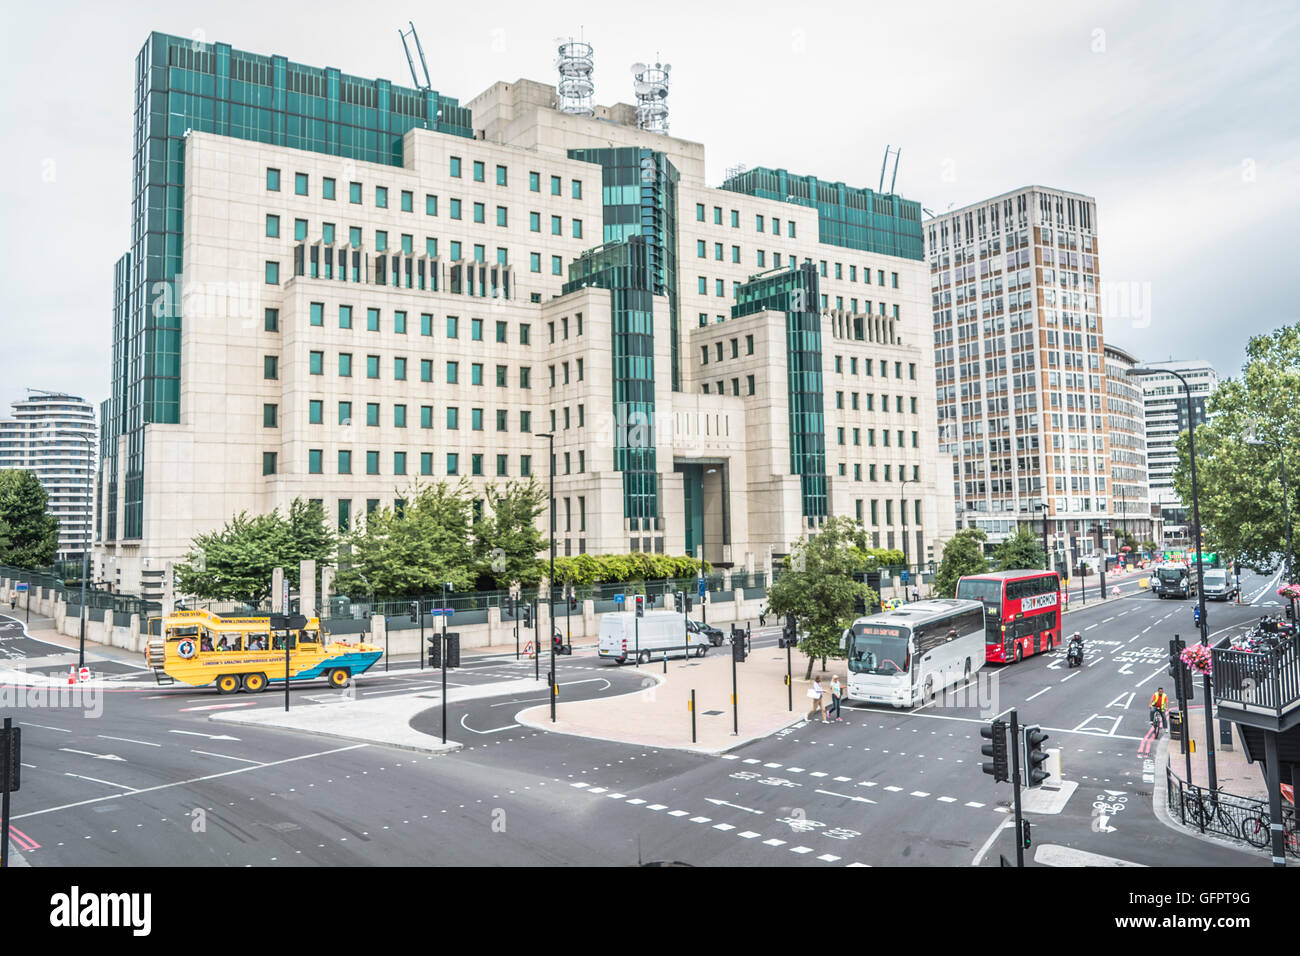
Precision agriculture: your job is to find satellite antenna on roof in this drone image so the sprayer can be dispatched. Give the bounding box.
[556,36,595,116]
[399,21,432,92]
[631,59,670,134]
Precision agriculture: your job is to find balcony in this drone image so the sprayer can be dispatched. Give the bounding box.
[1211,634,1300,732]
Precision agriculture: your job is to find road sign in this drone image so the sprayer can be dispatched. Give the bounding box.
[427,608,455,617]
[282,578,289,614]
[901,570,910,584]
[14,583,27,593]
[614,593,625,606]
[698,578,706,598]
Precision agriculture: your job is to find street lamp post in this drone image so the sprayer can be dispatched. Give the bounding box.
[900,476,917,598]
[1246,429,1294,620]
[43,425,94,669]
[538,433,556,722]
[1132,365,1216,793]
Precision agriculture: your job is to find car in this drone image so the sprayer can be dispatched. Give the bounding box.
[687,618,725,646]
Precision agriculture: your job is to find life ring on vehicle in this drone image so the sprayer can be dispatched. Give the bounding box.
[177,638,197,659]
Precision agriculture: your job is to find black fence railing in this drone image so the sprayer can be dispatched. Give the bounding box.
[1212,634,1300,719]
[1165,765,1299,858]
[1,563,161,620]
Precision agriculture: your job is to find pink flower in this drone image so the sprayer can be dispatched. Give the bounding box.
[1180,644,1213,676]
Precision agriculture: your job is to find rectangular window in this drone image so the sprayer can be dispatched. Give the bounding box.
[496,409,508,431]
[309,449,322,474]
[420,359,433,382]
[471,407,483,431]
[521,455,532,476]
[497,454,509,476]
[339,305,353,329]
[496,365,508,387]
[266,308,280,332]
[471,453,483,476]
[364,402,378,427]
[375,186,388,209]
[338,353,352,377]
[551,215,562,236]
[366,451,380,475]
[551,175,561,196]
[447,453,460,475]
[552,255,563,275]
[263,355,278,380]
[267,168,280,191]
[421,405,433,429]
[530,252,541,273]
[572,179,582,199]
[450,156,461,178]
[394,404,407,428]
[310,351,323,375]
[450,241,461,260]
[338,401,353,426]
[322,177,335,200]
[450,199,462,220]
[394,357,407,381]
[349,227,361,248]
[338,450,352,475]
[366,355,379,379]
[529,171,540,192]
[447,361,459,384]
[263,404,277,428]
[473,202,485,224]
[471,363,483,385]
[264,261,279,285]
[447,407,460,429]
[394,452,407,475]
[349,181,362,204]
[697,203,706,222]
[294,172,308,196]
[265,214,280,238]
[473,161,485,182]
[366,308,380,331]
[421,452,434,475]
[572,219,583,239]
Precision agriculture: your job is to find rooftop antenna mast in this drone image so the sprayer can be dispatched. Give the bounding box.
[399,21,432,92]
[878,145,901,194]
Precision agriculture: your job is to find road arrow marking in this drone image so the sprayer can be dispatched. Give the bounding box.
[168,730,241,741]
[1107,692,1135,710]
[705,798,763,815]
[59,748,125,761]
[1118,664,1134,675]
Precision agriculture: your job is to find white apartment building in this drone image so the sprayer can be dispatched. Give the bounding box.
[1139,359,1217,519]
[0,393,97,561]
[94,34,955,598]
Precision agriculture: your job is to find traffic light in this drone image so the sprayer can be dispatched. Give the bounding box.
[635,595,644,618]
[569,595,577,612]
[428,634,441,668]
[1168,637,1194,700]
[731,625,747,662]
[552,633,564,656]
[444,633,461,668]
[1023,725,1050,789]
[1021,819,1032,849]
[410,600,419,623]
[779,614,798,649]
[980,719,1009,782]
[522,604,533,629]
[673,591,682,613]
[685,595,693,613]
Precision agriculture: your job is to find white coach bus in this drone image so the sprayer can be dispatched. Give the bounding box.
[839,599,986,708]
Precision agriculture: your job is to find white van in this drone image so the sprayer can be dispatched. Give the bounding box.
[598,610,706,664]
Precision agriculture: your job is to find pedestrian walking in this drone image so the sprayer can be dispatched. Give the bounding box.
[758,605,767,627]
[911,586,919,603]
[806,676,828,723]
[8,595,15,611]
[829,675,843,721]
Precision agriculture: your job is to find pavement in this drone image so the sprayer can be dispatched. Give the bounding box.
[516,631,818,754]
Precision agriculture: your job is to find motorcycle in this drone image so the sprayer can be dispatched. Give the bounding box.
[1066,637,1084,668]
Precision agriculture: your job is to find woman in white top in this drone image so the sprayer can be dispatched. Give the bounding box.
[829,676,843,721]
[806,677,828,723]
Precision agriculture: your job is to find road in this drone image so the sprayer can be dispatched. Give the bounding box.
[1,568,1281,866]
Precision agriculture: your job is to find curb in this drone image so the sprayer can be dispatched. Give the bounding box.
[513,667,807,755]
[2,843,31,868]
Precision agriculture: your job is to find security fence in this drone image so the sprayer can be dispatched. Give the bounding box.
[1,563,161,621]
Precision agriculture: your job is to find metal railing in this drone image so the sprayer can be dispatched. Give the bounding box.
[1165,765,1299,858]
[1212,633,1300,720]
[1,563,161,619]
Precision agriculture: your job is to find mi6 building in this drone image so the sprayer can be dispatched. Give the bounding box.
[94,32,954,598]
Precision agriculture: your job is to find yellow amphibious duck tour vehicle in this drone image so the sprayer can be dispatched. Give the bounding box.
[146,609,383,693]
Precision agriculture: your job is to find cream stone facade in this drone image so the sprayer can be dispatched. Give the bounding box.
[96,65,954,598]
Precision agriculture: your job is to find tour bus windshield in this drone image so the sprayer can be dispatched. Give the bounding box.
[847,624,911,675]
[955,578,1003,605]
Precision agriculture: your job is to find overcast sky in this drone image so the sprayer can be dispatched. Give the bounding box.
[2,0,1297,417]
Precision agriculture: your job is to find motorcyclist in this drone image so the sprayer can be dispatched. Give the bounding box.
[1067,631,1084,662]
[1149,686,1169,730]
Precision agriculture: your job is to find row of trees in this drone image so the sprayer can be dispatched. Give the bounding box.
[933,526,1046,598]
[0,470,59,569]
[175,478,706,603]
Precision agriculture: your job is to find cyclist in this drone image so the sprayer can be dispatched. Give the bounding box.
[1149,686,1170,733]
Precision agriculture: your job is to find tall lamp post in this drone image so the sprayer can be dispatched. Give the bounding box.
[43,424,94,669]
[538,433,556,723]
[900,475,917,596]
[1132,365,1216,792]
[1246,426,1294,619]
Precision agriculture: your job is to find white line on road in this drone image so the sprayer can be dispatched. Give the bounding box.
[97,736,161,747]
[22,723,70,733]
[63,772,137,792]
[59,748,125,762]
[971,818,1014,866]
[1026,687,1051,702]
[1107,692,1135,710]
[1085,624,1098,630]
[814,788,876,804]
[15,744,368,821]
[190,749,265,765]
[168,730,241,741]
[460,714,520,735]
[1134,667,1163,688]
[1059,673,1078,683]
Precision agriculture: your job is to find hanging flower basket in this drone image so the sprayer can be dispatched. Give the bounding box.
[1181,643,1213,676]
[1278,583,1300,601]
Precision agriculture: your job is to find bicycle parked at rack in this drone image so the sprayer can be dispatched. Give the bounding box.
[1182,789,1242,837]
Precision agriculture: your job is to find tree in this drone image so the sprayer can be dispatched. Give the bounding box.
[765,517,873,679]
[335,480,475,596]
[992,526,1046,572]
[0,470,59,569]
[174,499,335,603]
[474,479,547,588]
[1170,324,1300,574]
[934,528,989,597]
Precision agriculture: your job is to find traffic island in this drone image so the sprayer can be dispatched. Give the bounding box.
[515,644,841,755]
[210,679,546,754]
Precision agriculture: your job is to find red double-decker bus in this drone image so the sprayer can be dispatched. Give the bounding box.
[955,570,1062,664]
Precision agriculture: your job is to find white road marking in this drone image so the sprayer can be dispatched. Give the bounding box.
[177,702,258,712]
[62,773,137,792]
[762,838,786,846]
[59,749,124,762]
[1026,687,1051,702]
[168,730,240,741]
[1059,673,1078,683]
[190,749,265,765]
[971,819,1014,866]
[97,736,160,747]
[1134,667,1163,688]
[21,723,70,733]
[1107,692,1135,710]
[1084,624,1098,631]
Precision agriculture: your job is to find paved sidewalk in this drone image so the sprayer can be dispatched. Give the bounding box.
[516,644,841,755]
[1169,707,1266,800]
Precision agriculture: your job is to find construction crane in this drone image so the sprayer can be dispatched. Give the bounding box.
[399,21,432,92]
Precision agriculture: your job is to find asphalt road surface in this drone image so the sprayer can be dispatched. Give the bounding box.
[1,568,1281,866]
